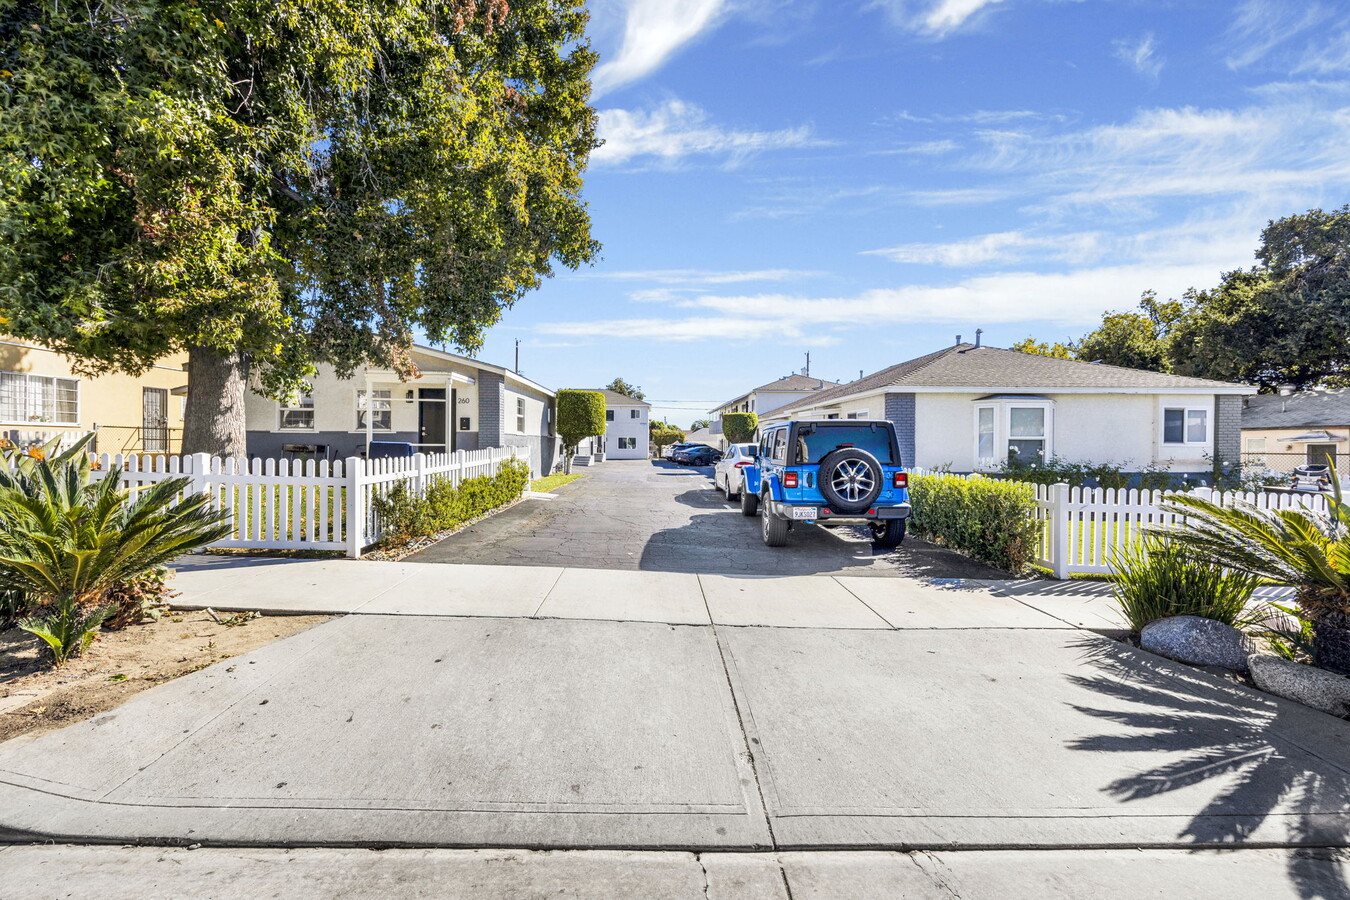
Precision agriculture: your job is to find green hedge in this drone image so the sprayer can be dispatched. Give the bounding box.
[373,458,531,547]
[907,474,1039,574]
[721,412,758,444]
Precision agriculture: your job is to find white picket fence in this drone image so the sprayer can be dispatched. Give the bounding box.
[1033,482,1329,578]
[89,447,529,557]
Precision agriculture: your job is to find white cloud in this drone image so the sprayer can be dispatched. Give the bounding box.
[1114,33,1163,80]
[590,0,727,97]
[864,231,1097,266]
[1223,1,1330,70]
[868,0,1007,37]
[593,99,820,167]
[579,268,825,284]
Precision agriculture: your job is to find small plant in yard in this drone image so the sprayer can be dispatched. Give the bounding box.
[1108,536,1261,633]
[372,458,531,548]
[102,566,177,631]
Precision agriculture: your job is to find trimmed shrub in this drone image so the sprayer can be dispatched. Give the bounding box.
[907,474,1039,573]
[557,390,607,472]
[373,458,531,548]
[1108,535,1260,633]
[721,412,758,444]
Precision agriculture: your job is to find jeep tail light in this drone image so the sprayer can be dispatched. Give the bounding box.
[784,471,799,489]
[893,472,908,489]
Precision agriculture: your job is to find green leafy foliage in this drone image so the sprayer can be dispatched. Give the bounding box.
[1107,536,1261,633]
[720,412,758,445]
[372,457,529,547]
[1,0,600,453]
[556,390,606,468]
[19,593,114,667]
[650,424,685,455]
[102,565,176,631]
[996,455,1131,489]
[605,378,645,401]
[907,475,1039,573]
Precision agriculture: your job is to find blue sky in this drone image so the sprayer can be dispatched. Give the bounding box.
[465,0,1350,428]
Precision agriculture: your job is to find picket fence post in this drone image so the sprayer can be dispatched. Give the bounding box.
[1050,482,1070,580]
[189,452,213,501]
[345,456,365,559]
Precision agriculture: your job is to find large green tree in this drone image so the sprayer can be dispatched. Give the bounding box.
[604,377,644,401]
[0,0,599,455]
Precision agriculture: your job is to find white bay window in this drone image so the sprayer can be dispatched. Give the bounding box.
[973,397,1054,470]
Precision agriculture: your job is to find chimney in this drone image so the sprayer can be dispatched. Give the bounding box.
[974,328,983,348]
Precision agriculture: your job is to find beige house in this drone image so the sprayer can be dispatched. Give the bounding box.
[0,336,187,454]
[1242,388,1350,476]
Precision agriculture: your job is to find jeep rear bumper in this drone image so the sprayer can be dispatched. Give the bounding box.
[764,500,911,522]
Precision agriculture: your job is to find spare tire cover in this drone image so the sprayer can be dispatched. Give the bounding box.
[817,448,883,513]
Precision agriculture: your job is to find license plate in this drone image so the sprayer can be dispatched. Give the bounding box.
[791,507,817,520]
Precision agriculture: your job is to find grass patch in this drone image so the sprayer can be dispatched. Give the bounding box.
[530,472,586,493]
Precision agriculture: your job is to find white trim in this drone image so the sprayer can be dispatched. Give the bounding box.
[1159,402,1211,447]
[277,391,315,432]
[0,370,82,426]
[971,398,1055,471]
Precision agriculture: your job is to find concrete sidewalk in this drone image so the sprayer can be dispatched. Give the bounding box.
[168,554,1130,631]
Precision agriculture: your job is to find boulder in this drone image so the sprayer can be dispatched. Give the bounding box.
[1140,615,1257,673]
[1249,654,1350,718]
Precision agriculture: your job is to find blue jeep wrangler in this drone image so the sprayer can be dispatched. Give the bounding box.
[741,419,911,548]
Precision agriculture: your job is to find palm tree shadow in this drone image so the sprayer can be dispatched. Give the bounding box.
[1068,637,1350,900]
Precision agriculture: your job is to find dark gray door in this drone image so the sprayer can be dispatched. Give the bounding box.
[142,387,168,452]
[418,388,447,452]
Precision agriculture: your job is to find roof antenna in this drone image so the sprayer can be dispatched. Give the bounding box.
[974,328,983,349]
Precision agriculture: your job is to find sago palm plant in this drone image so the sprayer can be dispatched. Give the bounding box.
[0,451,231,665]
[1156,484,1350,674]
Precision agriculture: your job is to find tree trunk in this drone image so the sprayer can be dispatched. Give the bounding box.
[182,345,249,458]
[1314,612,1350,676]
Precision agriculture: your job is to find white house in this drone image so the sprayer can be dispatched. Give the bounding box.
[761,342,1254,481]
[707,374,836,450]
[243,344,559,476]
[577,389,650,460]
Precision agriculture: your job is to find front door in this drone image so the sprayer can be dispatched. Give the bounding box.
[418,388,447,452]
[142,387,168,452]
[1308,443,1337,468]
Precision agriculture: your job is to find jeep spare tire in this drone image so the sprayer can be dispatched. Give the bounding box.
[818,448,884,514]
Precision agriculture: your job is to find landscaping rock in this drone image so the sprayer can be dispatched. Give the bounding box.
[1248,653,1350,718]
[1139,616,1257,673]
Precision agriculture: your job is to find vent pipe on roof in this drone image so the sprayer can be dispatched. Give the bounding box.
[974,328,983,348]
[1279,383,1296,396]
[955,334,962,346]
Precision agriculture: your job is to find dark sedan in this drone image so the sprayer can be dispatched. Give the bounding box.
[675,445,723,466]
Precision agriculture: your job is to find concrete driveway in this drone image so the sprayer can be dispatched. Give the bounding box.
[408,459,1007,578]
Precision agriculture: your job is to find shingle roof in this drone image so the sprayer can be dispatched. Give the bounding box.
[773,344,1247,416]
[714,373,834,410]
[589,388,651,407]
[1242,389,1350,430]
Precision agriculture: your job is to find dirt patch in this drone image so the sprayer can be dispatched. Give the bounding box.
[0,610,330,744]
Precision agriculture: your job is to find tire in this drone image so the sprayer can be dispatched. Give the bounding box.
[818,448,884,514]
[741,488,760,517]
[761,504,789,547]
[870,519,907,548]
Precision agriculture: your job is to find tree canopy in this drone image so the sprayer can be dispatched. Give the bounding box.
[1014,205,1350,391]
[604,377,645,401]
[0,0,600,454]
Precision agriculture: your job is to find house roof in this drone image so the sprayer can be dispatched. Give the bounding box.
[587,388,651,407]
[405,344,556,397]
[714,373,835,411]
[772,344,1249,417]
[1242,389,1350,430]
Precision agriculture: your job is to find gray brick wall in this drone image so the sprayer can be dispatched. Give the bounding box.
[884,392,917,467]
[1215,394,1242,468]
[478,373,504,449]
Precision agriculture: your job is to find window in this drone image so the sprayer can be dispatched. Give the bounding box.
[794,423,895,465]
[770,429,788,462]
[977,407,995,459]
[618,437,636,450]
[1245,437,1267,453]
[0,372,79,425]
[630,409,642,419]
[516,397,526,433]
[972,399,1054,469]
[605,409,615,422]
[1008,407,1047,463]
[846,410,870,420]
[355,389,392,431]
[279,392,314,430]
[1163,407,1208,445]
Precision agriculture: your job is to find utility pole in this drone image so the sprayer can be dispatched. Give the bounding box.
[514,339,520,374]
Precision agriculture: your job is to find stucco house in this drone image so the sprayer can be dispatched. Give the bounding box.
[1,335,188,454]
[761,342,1253,481]
[707,373,836,450]
[1241,388,1350,476]
[243,345,559,476]
[576,389,650,460]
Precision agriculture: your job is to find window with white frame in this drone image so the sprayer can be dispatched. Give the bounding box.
[355,389,392,431]
[973,399,1053,468]
[1162,406,1208,445]
[516,397,526,433]
[1245,437,1267,452]
[846,410,871,420]
[0,372,79,425]
[278,392,314,430]
[618,437,636,450]
[630,408,642,419]
[605,409,615,422]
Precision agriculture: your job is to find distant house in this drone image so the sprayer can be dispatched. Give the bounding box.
[1,335,187,454]
[1242,388,1350,475]
[707,374,835,450]
[576,389,650,460]
[761,342,1253,481]
[243,344,558,476]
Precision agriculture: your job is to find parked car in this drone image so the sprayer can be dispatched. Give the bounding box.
[663,442,699,461]
[675,445,721,466]
[1290,464,1333,493]
[741,420,911,548]
[714,443,757,499]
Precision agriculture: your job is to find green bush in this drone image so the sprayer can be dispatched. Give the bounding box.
[373,458,531,548]
[721,412,758,444]
[997,455,1130,489]
[1108,535,1260,633]
[907,474,1040,573]
[556,390,607,472]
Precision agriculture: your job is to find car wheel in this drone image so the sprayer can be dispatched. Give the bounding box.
[761,505,789,547]
[741,488,759,517]
[870,519,906,548]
